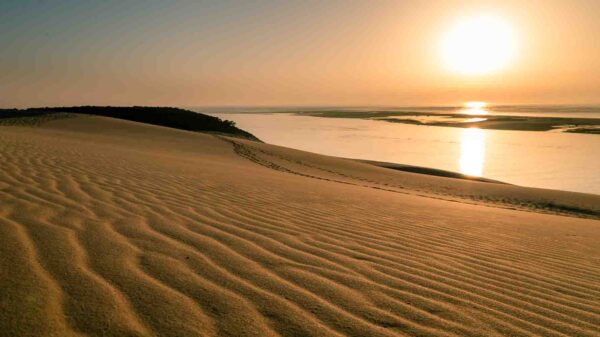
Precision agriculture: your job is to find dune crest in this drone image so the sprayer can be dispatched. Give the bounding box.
[1,115,598,337]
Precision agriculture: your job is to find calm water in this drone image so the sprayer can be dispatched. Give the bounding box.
[208,112,600,195]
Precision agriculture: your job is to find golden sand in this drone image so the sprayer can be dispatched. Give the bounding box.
[1,115,598,337]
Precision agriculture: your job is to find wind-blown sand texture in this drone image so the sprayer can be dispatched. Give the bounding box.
[1,115,599,337]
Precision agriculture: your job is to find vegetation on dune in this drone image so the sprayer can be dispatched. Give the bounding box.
[0,111,76,126]
[0,106,260,141]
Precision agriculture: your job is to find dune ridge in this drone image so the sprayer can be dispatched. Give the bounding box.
[0,115,598,337]
[220,136,599,219]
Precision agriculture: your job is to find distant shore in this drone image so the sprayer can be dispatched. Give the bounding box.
[300,110,600,134]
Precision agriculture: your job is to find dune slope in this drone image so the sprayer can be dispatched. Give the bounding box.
[1,115,599,337]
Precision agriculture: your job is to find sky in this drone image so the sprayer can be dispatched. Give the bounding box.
[1,0,599,108]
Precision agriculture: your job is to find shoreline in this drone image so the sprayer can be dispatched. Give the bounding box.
[354,159,508,184]
[204,111,600,194]
[300,110,600,134]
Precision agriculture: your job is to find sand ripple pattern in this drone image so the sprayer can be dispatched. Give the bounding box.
[1,119,599,337]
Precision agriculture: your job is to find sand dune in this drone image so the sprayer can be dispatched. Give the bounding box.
[1,115,599,337]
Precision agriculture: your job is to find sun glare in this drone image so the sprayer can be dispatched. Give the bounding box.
[463,101,489,115]
[465,101,486,109]
[441,15,516,75]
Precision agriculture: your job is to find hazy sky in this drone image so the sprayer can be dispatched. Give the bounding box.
[1,0,599,107]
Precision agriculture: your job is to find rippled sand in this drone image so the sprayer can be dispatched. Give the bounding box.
[1,115,599,337]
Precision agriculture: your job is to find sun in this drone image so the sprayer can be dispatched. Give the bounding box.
[441,15,517,75]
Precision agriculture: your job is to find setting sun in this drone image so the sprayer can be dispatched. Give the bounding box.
[441,15,517,75]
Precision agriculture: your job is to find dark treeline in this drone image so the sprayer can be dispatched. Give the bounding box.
[0,106,259,141]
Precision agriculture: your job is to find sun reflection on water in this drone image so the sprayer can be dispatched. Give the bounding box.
[463,101,489,115]
[463,108,489,115]
[459,128,485,176]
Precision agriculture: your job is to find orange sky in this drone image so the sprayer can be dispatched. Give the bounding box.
[1,0,599,108]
